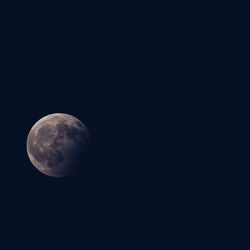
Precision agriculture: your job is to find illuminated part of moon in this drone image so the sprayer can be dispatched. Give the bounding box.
[26,113,90,177]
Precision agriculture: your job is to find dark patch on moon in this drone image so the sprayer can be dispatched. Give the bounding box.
[56,123,68,134]
[47,150,65,167]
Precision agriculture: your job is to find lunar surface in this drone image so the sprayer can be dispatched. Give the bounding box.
[26,113,90,177]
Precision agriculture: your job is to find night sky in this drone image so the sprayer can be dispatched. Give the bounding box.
[2,1,244,247]
[0,2,231,248]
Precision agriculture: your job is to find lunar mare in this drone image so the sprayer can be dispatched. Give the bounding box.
[26,113,90,177]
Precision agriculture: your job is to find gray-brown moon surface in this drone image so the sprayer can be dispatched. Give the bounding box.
[26,113,90,177]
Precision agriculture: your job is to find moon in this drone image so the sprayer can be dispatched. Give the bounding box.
[26,113,90,177]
